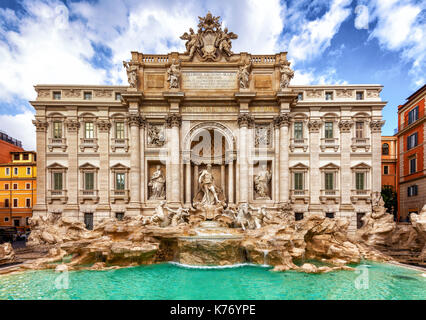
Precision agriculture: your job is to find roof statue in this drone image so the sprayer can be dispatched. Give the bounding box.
[180,12,238,62]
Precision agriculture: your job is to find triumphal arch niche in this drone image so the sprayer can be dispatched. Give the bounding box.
[121,12,298,218]
[33,12,385,232]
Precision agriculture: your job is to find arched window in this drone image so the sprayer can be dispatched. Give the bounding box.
[382,143,389,155]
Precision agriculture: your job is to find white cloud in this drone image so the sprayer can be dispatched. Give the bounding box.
[367,0,425,86]
[0,110,35,150]
[292,68,348,85]
[0,0,107,102]
[287,0,352,62]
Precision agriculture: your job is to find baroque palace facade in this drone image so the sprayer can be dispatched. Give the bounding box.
[31,13,385,233]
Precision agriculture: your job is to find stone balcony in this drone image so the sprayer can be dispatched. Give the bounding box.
[320,189,340,204]
[110,189,130,203]
[48,138,67,152]
[111,138,129,152]
[350,189,371,204]
[79,190,99,204]
[80,138,99,152]
[47,189,68,204]
[290,138,308,152]
[320,138,339,152]
[351,137,370,152]
[290,189,310,204]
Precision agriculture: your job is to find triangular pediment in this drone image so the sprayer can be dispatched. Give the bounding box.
[320,162,340,169]
[110,163,129,170]
[79,162,99,170]
[47,162,67,169]
[351,162,371,169]
[290,162,309,169]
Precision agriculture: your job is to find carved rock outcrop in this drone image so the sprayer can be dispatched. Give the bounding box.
[410,205,426,262]
[0,243,15,265]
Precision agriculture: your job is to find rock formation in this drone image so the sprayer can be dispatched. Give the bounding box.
[4,209,391,275]
[0,243,15,265]
[410,204,426,263]
[356,198,396,247]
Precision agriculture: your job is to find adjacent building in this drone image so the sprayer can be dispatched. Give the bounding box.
[0,151,37,232]
[30,13,386,234]
[0,130,23,163]
[381,136,398,190]
[396,84,425,221]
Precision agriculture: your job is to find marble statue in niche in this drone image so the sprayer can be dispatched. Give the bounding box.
[198,164,221,206]
[254,164,272,200]
[167,59,181,89]
[123,61,138,88]
[148,165,166,200]
[237,62,251,89]
[147,124,165,147]
[279,60,294,89]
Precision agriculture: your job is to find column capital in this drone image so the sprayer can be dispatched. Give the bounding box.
[32,119,49,132]
[165,113,182,128]
[96,119,112,132]
[127,114,146,127]
[308,119,321,133]
[237,113,254,128]
[64,119,80,132]
[273,113,291,128]
[370,120,385,133]
[338,120,353,132]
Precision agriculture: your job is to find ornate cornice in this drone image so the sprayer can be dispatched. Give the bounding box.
[338,120,353,132]
[32,119,49,132]
[237,113,254,128]
[370,120,385,132]
[165,113,182,128]
[273,113,291,128]
[308,120,321,133]
[64,119,80,132]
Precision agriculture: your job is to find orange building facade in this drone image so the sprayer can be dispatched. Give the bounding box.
[397,85,425,221]
[381,136,397,190]
[0,131,23,163]
[0,151,37,233]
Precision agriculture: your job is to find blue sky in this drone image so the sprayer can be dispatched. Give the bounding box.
[0,0,425,149]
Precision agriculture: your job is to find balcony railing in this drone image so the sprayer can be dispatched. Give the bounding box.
[80,138,99,152]
[111,138,129,152]
[48,138,67,152]
[351,189,371,203]
[47,189,68,204]
[320,189,340,204]
[320,137,339,151]
[351,137,370,152]
[79,190,99,204]
[290,138,308,152]
[290,189,309,204]
[110,189,129,203]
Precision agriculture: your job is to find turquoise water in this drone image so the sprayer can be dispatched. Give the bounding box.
[0,262,425,300]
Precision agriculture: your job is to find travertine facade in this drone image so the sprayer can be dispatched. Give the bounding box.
[31,13,386,234]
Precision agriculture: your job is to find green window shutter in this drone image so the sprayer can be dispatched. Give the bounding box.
[85,172,94,190]
[325,173,334,190]
[54,172,63,190]
[356,172,364,190]
[294,173,303,190]
[325,122,333,138]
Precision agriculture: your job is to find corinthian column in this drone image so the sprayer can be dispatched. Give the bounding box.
[32,119,48,217]
[96,119,111,207]
[274,113,291,203]
[370,120,385,194]
[128,114,141,208]
[237,114,253,203]
[166,113,182,205]
[308,119,321,208]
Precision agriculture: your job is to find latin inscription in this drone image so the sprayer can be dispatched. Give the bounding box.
[182,72,237,90]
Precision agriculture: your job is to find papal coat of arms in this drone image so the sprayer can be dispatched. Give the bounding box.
[180,12,238,62]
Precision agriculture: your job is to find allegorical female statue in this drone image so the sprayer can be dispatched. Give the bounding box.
[254,164,272,199]
[148,165,166,200]
[167,59,181,89]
